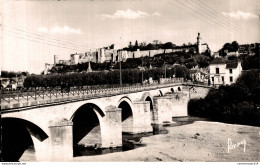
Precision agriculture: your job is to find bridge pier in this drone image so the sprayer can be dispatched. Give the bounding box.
[171,93,189,117]
[99,106,122,148]
[30,136,49,161]
[153,93,188,124]
[131,101,153,134]
[48,119,73,161]
[153,96,174,124]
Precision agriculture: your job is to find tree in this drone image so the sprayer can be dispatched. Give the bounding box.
[109,44,114,49]
[133,40,139,51]
[140,41,146,47]
[145,43,156,50]
[221,41,239,56]
[231,41,239,52]
[135,40,138,47]
[128,42,133,48]
[163,42,174,49]
[189,47,195,55]
[223,43,233,52]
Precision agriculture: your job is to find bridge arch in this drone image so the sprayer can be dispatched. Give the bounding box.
[118,97,135,133]
[70,103,105,156]
[2,117,48,161]
[159,90,163,96]
[140,92,154,123]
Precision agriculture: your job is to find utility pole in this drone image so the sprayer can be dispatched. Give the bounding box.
[119,51,122,86]
[174,66,176,78]
[164,61,166,78]
[142,55,143,84]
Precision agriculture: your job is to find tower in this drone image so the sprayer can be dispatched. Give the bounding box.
[197,33,202,54]
[87,61,92,73]
[54,55,59,65]
[87,50,92,73]
[97,48,105,63]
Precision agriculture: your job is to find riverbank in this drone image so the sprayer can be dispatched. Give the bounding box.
[73,121,260,162]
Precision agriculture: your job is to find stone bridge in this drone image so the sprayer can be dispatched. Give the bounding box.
[1,83,212,161]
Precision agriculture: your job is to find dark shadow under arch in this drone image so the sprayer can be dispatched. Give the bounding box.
[171,88,174,93]
[145,96,154,123]
[118,100,133,133]
[1,118,48,161]
[159,90,163,96]
[145,96,153,111]
[118,96,133,105]
[70,103,105,121]
[118,101,133,122]
[71,103,103,156]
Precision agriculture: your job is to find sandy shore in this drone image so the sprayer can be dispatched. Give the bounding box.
[73,121,260,162]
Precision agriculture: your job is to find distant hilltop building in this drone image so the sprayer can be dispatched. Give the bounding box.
[44,33,211,74]
[238,43,259,56]
[220,43,259,58]
[197,32,209,54]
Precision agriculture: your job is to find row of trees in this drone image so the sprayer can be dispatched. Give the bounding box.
[219,41,239,56]
[123,41,178,51]
[1,71,29,78]
[24,66,190,88]
[50,62,112,74]
[188,69,260,126]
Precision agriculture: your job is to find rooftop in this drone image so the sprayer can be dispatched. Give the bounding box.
[210,58,226,64]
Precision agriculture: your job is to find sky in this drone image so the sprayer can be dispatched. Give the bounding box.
[1,0,259,74]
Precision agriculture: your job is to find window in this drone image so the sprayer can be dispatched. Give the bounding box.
[230,76,233,82]
[211,77,214,82]
[216,68,219,74]
[229,69,232,74]
[222,76,224,82]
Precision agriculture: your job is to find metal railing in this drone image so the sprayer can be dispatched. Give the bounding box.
[1,79,185,110]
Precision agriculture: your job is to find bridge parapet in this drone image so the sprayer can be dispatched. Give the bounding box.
[1,82,185,111]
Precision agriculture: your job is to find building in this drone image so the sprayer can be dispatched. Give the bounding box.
[226,51,239,58]
[190,65,209,84]
[196,33,210,54]
[213,52,220,58]
[197,33,202,54]
[209,58,242,86]
[238,43,259,56]
[46,33,211,71]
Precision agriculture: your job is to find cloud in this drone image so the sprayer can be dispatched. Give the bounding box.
[102,9,149,19]
[222,10,258,20]
[152,12,161,16]
[39,26,81,35]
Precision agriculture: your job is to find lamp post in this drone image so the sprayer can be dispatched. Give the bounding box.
[119,51,122,86]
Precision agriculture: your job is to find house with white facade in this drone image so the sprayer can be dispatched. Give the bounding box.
[209,58,242,86]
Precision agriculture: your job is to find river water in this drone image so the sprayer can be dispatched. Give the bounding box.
[74,116,208,157]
